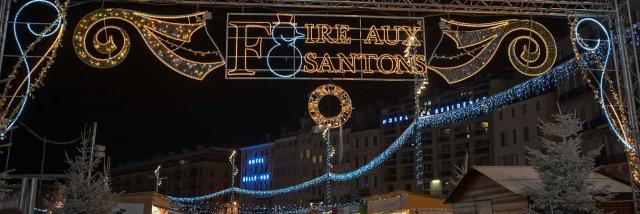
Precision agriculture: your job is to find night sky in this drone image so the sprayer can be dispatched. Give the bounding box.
[3,1,570,174]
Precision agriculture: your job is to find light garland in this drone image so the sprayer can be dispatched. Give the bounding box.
[307,84,352,129]
[172,200,363,214]
[229,150,238,202]
[72,8,225,80]
[168,47,588,202]
[429,18,557,83]
[407,33,425,189]
[0,0,66,138]
[570,18,640,183]
[322,127,334,204]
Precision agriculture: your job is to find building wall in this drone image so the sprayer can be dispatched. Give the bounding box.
[449,173,528,214]
[111,146,234,202]
[380,78,506,195]
[491,92,557,166]
[238,125,383,206]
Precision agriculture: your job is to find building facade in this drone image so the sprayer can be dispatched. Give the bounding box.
[238,117,383,207]
[491,92,557,166]
[380,77,508,196]
[111,146,235,200]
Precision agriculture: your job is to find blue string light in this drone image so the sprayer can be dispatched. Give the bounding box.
[168,51,592,202]
[167,18,639,205]
[4,0,62,138]
[572,18,631,152]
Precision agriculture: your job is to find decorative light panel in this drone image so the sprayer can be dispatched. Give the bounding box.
[0,0,66,138]
[72,8,225,80]
[308,84,352,129]
[429,18,557,83]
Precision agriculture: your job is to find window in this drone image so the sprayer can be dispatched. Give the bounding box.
[522,104,527,115]
[523,127,530,142]
[536,100,541,111]
[500,132,506,147]
[355,156,360,168]
[511,108,516,117]
[355,138,360,149]
[498,111,503,120]
[374,176,378,189]
[312,156,317,163]
[299,151,303,159]
[373,136,378,146]
[364,137,369,148]
[405,184,412,191]
[306,149,310,158]
[512,129,517,144]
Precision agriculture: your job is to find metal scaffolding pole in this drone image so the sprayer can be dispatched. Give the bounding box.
[0,0,12,78]
[113,0,614,17]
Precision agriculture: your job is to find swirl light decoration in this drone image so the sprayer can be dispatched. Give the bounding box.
[570,18,640,183]
[429,19,557,83]
[0,0,67,138]
[72,8,225,80]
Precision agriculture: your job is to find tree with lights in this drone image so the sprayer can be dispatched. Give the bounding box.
[525,112,612,213]
[48,129,119,214]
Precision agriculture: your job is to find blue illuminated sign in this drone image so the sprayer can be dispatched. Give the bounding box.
[422,96,487,117]
[247,157,265,165]
[382,115,410,125]
[242,174,270,182]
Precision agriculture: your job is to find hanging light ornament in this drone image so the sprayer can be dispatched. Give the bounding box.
[0,0,67,138]
[72,8,225,80]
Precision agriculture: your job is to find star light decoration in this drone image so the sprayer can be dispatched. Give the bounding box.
[72,8,225,80]
[0,0,67,138]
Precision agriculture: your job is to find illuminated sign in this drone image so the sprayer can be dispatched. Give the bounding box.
[242,174,270,182]
[422,96,488,116]
[247,157,265,165]
[226,13,426,80]
[382,115,410,125]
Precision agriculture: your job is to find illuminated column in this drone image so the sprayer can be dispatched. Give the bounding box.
[229,150,238,204]
[323,127,333,205]
[406,32,425,191]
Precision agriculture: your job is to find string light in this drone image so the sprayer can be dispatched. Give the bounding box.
[307,84,352,129]
[322,127,333,204]
[72,8,225,80]
[266,14,305,78]
[429,18,557,83]
[168,47,588,203]
[0,0,66,138]
[570,18,640,183]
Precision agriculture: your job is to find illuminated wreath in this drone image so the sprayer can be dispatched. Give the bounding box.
[308,84,352,129]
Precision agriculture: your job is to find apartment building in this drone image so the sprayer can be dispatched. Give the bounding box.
[380,76,510,196]
[239,115,383,207]
[111,146,235,200]
[491,92,557,166]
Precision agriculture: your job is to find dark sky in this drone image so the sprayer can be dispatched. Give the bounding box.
[3,1,570,173]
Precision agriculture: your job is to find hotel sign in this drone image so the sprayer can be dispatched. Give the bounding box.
[226,13,426,80]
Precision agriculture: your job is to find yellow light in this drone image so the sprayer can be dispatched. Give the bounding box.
[428,18,557,84]
[308,84,352,129]
[72,8,225,80]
